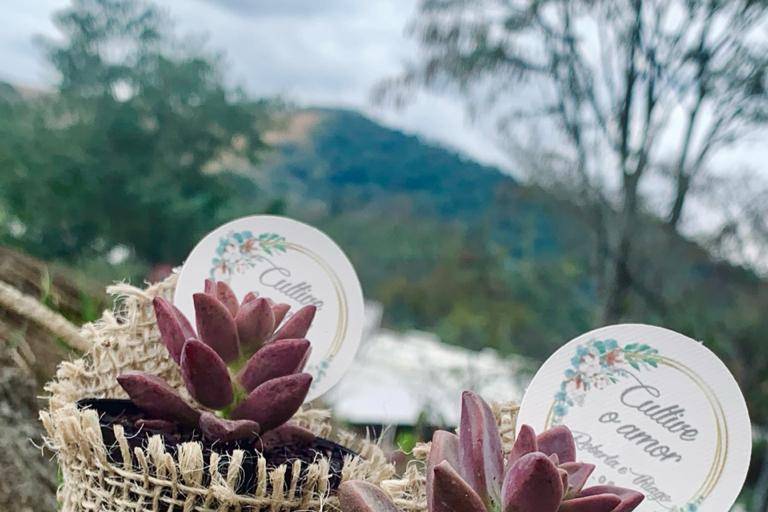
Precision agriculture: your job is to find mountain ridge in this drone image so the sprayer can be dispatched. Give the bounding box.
[258,107,765,368]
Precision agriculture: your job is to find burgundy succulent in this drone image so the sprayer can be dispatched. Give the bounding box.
[117,279,317,443]
[339,391,644,512]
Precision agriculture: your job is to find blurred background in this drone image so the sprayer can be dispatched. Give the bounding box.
[0,0,767,510]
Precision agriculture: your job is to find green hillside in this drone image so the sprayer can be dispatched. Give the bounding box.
[263,108,768,426]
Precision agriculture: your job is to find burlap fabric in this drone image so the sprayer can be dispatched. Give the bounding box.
[41,274,395,511]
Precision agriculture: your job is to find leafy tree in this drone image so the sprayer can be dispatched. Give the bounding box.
[0,0,271,266]
[379,0,768,322]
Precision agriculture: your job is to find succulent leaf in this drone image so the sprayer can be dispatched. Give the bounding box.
[204,278,216,295]
[215,281,240,316]
[271,302,291,326]
[230,373,312,431]
[459,390,504,509]
[117,371,199,426]
[338,480,401,512]
[235,298,275,352]
[172,304,196,340]
[271,305,316,341]
[577,486,644,512]
[557,493,622,512]
[536,425,577,464]
[431,461,487,512]
[502,452,563,512]
[256,423,316,452]
[180,339,234,409]
[153,297,187,363]
[241,291,258,306]
[508,424,537,466]
[198,412,259,442]
[193,292,240,362]
[135,418,177,433]
[237,338,311,392]
[560,462,595,497]
[426,430,460,512]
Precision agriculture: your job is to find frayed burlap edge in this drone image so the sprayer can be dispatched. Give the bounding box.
[379,402,520,512]
[42,273,395,511]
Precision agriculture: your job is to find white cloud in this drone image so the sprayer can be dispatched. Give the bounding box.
[0,0,513,171]
[1,1,764,269]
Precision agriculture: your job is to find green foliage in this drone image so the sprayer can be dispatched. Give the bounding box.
[0,0,271,267]
[269,109,768,430]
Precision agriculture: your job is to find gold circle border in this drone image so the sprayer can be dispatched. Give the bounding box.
[286,243,349,361]
[544,355,728,507]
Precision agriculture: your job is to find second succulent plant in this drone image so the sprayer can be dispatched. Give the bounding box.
[339,391,644,512]
[117,279,317,443]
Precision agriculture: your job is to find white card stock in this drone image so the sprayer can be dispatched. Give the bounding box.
[517,324,751,512]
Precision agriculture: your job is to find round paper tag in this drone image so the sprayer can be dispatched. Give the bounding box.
[517,324,751,512]
[174,215,364,401]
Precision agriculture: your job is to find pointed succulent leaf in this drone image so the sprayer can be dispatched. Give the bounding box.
[558,493,622,512]
[198,412,260,442]
[426,430,460,512]
[559,468,569,496]
[153,297,187,363]
[578,486,644,512]
[537,425,577,463]
[271,305,316,341]
[459,390,504,509]
[237,338,311,392]
[172,304,196,340]
[431,461,487,512]
[204,278,216,295]
[508,424,538,466]
[271,303,291,327]
[180,339,234,409]
[117,371,199,426]
[338,480,400,512]
[235,298,275,352]
[256,423,316,452]
[230,373,312,431]
[560,462,595,496]
[502,452,563,512]
[215,281,240,316]
[193,292,240,362]
[135,418,177,433]
[241,291,258,306]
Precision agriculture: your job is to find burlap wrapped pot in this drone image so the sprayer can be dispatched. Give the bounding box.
[42,274,395,512]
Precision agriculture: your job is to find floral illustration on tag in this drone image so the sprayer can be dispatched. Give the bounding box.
[551,339,705,510]
[210,231,288,279]
[671,499,701,512]
[552,338,662,425]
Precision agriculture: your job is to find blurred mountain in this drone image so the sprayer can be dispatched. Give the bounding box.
[261,108,592,266]
[258,109,767,395]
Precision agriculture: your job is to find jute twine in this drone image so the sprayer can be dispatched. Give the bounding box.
[42,274,396,511]
[0,279,90,353]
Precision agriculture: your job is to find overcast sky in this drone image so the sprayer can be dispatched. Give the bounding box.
[2,0,766,268]
[0,0,513,171]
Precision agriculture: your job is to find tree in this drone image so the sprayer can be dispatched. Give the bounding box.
[378,0,768,322]
[0,0,271,267]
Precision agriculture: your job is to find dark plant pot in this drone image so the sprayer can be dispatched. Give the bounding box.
[77,398,355,494]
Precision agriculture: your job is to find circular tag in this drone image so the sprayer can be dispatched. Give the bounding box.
[174,215,364,401]
[517,324,751,512]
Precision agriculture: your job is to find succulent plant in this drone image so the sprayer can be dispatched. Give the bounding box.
[117,279,317,443]
[339,391,644,512]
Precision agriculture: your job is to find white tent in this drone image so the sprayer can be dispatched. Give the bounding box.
[324,302,530,427]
